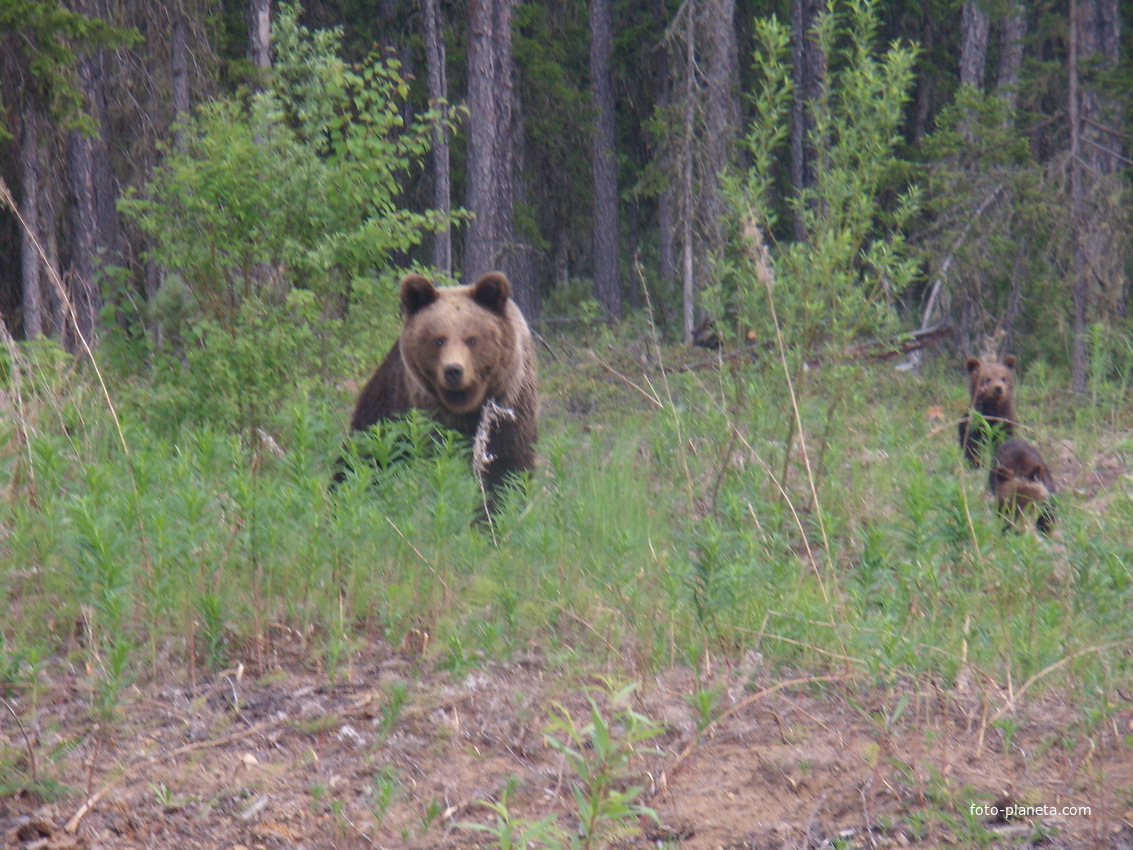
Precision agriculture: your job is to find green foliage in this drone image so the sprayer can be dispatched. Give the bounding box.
[513,0,592,262]
[1,328,1131,780]
[713,0,920,504]
[115,2,444,431]
[720,0,920,362]
[544,680,662,849]
[462,776,566,850]
[0,0,139,140]
[917,86,1065,357]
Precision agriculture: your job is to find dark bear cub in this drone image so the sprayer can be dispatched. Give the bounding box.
[959,355,1017,467]
[989,438,1056,535]
[338,272,538,516]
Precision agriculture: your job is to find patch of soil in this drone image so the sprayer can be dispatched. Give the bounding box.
[2,648,1131,849]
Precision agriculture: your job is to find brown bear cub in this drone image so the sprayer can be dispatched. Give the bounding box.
[958,355,1017,467]
[989,438,1056,535]
[341,272,538,514]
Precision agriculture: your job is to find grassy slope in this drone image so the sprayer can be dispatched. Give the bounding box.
[1,330,1131,760]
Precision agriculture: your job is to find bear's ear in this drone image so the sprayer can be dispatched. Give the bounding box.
[471,272,512,314]
[401,274,438,315]
[1003,354,1017,369]
[966,357,981,374]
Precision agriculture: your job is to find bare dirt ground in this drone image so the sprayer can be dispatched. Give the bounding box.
[3,641,1131,850]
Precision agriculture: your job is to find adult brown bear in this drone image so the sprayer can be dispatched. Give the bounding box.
[341,272,537,515]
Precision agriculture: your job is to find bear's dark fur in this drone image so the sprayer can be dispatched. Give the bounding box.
[958,356,1017,467]
[341,272,538,514]
[989,438,1055,535]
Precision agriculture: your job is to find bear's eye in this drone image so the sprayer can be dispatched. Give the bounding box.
[434,336,446,349]
[465,336,478,348]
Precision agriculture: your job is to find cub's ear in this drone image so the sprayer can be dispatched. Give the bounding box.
[401,274,438,315]
[991,463,1013,483]
[1003,354,1017,369]
[966,357,981,374]
[471,272,512,314]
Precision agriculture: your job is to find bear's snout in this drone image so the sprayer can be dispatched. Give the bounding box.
[443,365,464,387]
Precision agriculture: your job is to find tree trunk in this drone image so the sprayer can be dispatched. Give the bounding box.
[40,169,64,337]
[64,4,117,351]
[995,2,1026,110]
[790,0,823,241]
[422,0,452,276]
[248,0,272,73]
[18,108,44,339]
[553,225,569,289]
[959,0,990,89]
[465,0,536,316]
[1068,0,1122,391]
[702,0,737,256]
[681,2,695,343]
[1074,0,1121,173]
[172,13,191,140]
[66,122,99,350]
[656,43,676,301]
[590,0,621,319]
[1068,0,1087,392]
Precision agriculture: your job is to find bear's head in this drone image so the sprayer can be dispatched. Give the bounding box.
[966,355,1016,412]
[398,272,524,416]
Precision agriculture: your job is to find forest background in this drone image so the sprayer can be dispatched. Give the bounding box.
[0,0,1130,379]
[1,1,1133,846]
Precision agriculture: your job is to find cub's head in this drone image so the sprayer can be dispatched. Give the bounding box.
[399,272,521,415]
[966,355,1016,408]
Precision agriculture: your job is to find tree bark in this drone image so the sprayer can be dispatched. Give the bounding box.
[248,0,272,73]
[681,2,695,343]
[702,0,736,255]
[1074,0,1121,174]
[18,108,44,339]
[553,225,569,289]
[656,41,676,301]
[172,13,191,137]
[66,120,99,349]
[790,0,823,241]
[590,0,621,319]
[995,2,1026,110]
[1068,0,1122,391]
[465,0,536,316]
[422,0,452,276]
[959,0,990,89]
[64,1,118,351]
[1068,0,1087,392]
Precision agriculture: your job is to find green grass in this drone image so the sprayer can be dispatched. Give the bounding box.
[1,332,1131,756]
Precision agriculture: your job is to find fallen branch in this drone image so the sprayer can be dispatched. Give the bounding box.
[808,322,954,367]
[674,323,953,373]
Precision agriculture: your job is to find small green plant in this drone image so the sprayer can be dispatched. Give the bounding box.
[992,716,1023,756]
[544,680,663,850]
[419,797,444,835]
[376,681,408,742]
[685,685,721,735]
[309,782,326,811]
[367,766,399,830]
[460,776,565,850]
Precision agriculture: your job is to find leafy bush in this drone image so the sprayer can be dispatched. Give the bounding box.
[718,0,920,363]
[115,2,450,432]
[711,0,920,503]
